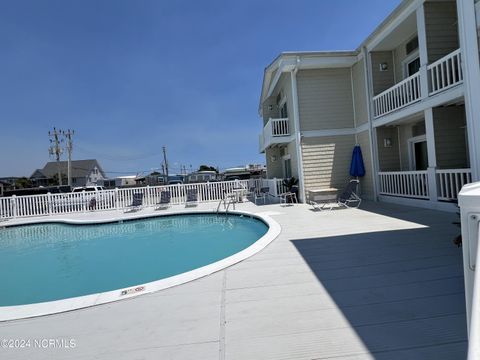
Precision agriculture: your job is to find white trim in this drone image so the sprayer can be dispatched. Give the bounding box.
[402,50,420,78]
[372,84,464,127]
[407,134,427,170]
[364,47,380,200]
[0,210,281,321]
[302,128,356,138]
[290,66,306,203]
[365,0,423,51]
[356,122,370,134]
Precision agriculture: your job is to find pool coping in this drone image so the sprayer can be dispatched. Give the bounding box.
[0,209,281,322]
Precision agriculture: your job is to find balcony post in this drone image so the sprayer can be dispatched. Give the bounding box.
[416,4,429,98]
[425,108,438,202]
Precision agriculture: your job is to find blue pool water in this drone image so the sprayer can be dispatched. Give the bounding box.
[0,214,268,306]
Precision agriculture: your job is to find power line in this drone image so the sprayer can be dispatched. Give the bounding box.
[48,127,63,185]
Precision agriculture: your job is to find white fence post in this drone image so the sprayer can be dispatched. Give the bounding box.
[11,195,17,218]
[47,192,52,215]
[114,188,119,210]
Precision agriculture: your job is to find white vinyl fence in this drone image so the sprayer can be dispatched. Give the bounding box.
[0,179,289,220]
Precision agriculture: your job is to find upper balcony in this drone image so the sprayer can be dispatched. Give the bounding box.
[258,117,291,153]
[373,49,463,118]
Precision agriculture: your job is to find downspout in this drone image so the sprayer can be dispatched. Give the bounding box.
[291,57,306,203]
[362,46,380,200]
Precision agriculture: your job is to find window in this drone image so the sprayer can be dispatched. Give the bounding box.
[406,57,421,76]
[406,36,419,55]
[280,102,288,118]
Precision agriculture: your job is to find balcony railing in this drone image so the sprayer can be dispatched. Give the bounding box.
[378,170,429,199]
[437,168,472,201]
[373,49,463,118]
[428,49,463,95]
[373,72,421,118]
[259,117,290,152]
[379,168,472,201]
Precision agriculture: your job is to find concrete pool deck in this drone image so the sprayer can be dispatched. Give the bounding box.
[0,200,467,359]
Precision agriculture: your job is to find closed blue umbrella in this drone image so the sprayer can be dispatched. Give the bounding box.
[350,144,365,177]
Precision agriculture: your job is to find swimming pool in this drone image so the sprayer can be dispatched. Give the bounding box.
[0,212,277,320]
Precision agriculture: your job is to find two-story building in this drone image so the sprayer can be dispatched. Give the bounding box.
[259,0,480,210]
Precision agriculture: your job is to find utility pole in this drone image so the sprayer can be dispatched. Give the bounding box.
[48,127,63,185]
[62,129,74,187]
[162,146,169,179]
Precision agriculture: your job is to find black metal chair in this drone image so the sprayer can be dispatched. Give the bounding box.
[155,191,171,210]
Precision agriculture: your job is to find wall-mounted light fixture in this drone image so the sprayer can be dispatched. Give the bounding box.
[268,104,273,111]
[379,62,389,71]
[270,155,277,162]
[384,138,392,148]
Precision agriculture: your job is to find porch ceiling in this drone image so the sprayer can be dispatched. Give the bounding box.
[373,12,417,51]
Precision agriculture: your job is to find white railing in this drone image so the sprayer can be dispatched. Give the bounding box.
[378,170,429,199]
[259,118,290,152]
[437,168,472,201]
[0,180,257,220]
[428,49,463,96]
[373,72,421,118]
[270,118,289,136]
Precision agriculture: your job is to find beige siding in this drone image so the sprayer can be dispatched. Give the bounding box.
[265,147,283,178]
[297,69,354,131]
[433,106,468,169]
[352,59,369,126]
[424,1,459,63]
[287,141,299,179]
[356,131,375,200]
[371,52,395,95]
[393,34,418,82]
[301,135,355,193]
[376,126,400,171]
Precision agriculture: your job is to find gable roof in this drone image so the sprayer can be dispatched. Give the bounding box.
[31,159,105,179]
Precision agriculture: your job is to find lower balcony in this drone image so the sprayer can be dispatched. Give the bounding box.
[259,117,291,153]
[379,168,472,202]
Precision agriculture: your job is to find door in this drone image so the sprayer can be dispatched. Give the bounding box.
[413,141,428,170]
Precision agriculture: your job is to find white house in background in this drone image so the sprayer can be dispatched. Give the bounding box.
[259,0,480,210]
[30,159,106,187]
[99,175,137,188]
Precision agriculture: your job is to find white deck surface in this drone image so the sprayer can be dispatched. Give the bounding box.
[0,200,467,359]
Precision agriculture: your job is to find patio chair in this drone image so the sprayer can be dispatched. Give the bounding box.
[254,187,270,205]
[337,179,361,208]
[124,192,144,212]
[155,191,171,210]
[185,189,198,207]
[280,185,298,206]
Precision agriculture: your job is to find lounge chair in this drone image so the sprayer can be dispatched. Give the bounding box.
[280,185,298,206]
[185,189,198,207]
[254,187,270,205]
[155,191,171,210]
[125,192,143,212]
[337,179,361,208]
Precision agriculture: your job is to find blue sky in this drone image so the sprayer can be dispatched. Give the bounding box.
[0,0,401,177]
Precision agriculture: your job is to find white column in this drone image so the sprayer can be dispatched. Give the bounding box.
[362,47,380,200]
[416,4,429,98]
[290,63,306,203]
[457,0,480,182]
[424,108,438,202]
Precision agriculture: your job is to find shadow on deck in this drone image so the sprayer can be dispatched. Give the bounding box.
[292,205,467,359]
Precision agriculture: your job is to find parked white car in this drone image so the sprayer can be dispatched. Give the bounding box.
[51,186,114,210]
